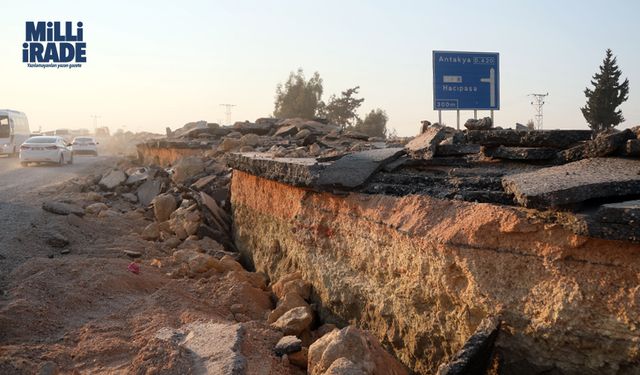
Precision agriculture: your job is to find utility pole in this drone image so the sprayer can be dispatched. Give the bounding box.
[528,93,548,130]
[90,115,101,134]
[219,104,236,125]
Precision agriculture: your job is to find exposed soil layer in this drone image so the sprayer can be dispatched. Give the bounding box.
[231,170,640,374]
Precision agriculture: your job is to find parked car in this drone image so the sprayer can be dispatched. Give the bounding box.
[71,136,99,156]
[19,136,73,166]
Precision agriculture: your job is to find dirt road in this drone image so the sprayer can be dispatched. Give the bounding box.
[0,155,297,375]
[0,155,115,285]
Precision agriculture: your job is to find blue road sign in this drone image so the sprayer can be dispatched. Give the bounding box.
[433,51,500,110]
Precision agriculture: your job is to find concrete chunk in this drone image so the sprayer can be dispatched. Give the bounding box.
[405,126,448,159]
[227,153,327,187]
[436,144,481,156]
[594,199,640,224]
[99,169,126,190]
[228,149,404,191]
[42,201,85,216]
[622,139,640,156]
[502,158,640,208]
[557,129,634,163]
[484,146,556,160]
[317,148,405,190]
[466,130,592,149]
[137,179,162,206]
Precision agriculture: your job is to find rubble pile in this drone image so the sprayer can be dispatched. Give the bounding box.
[266,272,408,374]
[138,117,398,166]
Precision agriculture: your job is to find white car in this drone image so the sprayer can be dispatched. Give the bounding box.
[71,136,99,156]
[19,136,73,166]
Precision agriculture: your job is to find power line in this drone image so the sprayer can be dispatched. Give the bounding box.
[219,104,236,125]
[528,93,548,130]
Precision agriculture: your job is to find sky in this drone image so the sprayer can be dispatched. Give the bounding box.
[1,0,639,136]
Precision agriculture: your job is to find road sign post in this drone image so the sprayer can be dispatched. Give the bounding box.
[433,51,500,125]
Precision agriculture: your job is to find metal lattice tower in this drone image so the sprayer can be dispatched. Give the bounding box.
[528,93,548,130]
[219,104,236,125]
[90,114,101,133]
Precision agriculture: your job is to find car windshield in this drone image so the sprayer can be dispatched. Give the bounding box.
[26,137,57,144]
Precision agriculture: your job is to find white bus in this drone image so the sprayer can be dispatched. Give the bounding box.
[0,110,31,156]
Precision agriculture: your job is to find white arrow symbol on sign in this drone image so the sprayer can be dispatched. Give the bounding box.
[480,68,496,107]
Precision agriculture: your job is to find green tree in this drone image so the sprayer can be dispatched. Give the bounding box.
[581,49,630,132]
[354,108,389,138]
[323,86,365,128]
[274,69,324,119]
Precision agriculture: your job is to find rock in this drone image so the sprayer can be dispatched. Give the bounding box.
[172,157,205,184]
[122,192,138,203]
[42,201,84,216]
[137,179,162,207]
[219,255,244,273]
[420,120,432,133]
[141,222,160,241]
[343,130,370,140]
[464,117,492,130]
[164,236,182,249]
[308,326,407,375]
[275,124,298,137]
[324,358,367,374]
[502,157,640,208]
[317,148,405,190]
[557,129,634,163]
[272,272,312,300]
[188,253,221,274]
[466,129,593,149]
[240,133,260,147]
[308,327,372,375]
[99,169,127,190]
[233,121,274,136]
[271,306,313,336]
[436,144,481,156]
[191,175,216,190]
[86,192,103,201]
[46,232,69,248]
[230,303,244,314]
[66,213,84,227]
[98,209,119,218]
[124,250,142,258]
[172,249,223,274]
[219,137,241,152]
[289,347,308,369]
[309,143,322,156]
[238,145,254,152]
[85,202,108,215]
[155,322,246,374]
[405,125,449,159]
[153,194,177,222]
[274,335,302,356]
[294,129,312,140]
[268,292,310,323]
[484,146,557,160]
[436,317,500,375]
